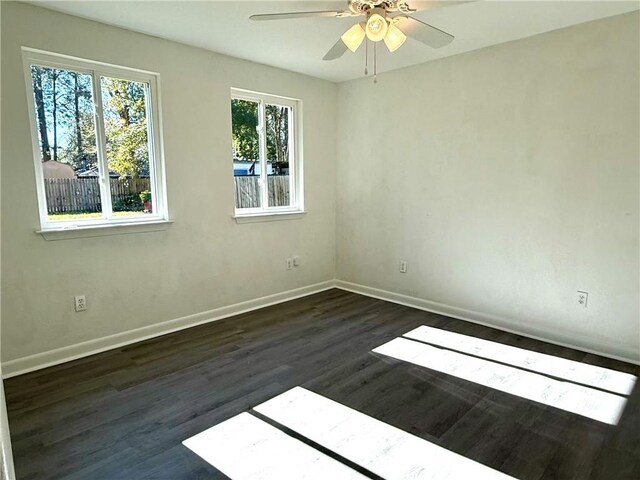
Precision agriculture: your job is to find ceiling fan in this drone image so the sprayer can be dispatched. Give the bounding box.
[250,1,455,69]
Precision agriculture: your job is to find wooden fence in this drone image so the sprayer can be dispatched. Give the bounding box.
[45,175,290,213]
[44,178,150,213]
[234,175,290,208]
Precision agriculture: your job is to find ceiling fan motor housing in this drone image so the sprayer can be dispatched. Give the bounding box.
[348,0,416,15]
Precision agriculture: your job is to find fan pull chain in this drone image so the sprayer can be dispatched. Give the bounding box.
[374,41,377,84]
[364,39,368,76]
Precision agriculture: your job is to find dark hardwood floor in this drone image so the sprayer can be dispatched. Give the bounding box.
[4,289,640,479]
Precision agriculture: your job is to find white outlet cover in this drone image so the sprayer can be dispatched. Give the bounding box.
[577,291,589,307]
[74,295,87,312]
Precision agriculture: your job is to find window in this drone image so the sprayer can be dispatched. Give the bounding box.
[23,49,168,231]
[231,89,302,216]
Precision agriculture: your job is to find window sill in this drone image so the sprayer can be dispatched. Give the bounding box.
[36,219,174,240]
[233,211,306,224]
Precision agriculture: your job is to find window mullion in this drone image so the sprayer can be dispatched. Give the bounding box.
[92,72,113,220]
[258,100,268,211]
[287,106,295,208]
[144,82,160,217]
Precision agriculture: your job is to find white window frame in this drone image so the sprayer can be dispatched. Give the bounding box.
[22,48,169,232]
[231,88,304,218]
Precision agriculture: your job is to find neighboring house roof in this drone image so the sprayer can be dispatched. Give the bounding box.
[75,167,151,179]
[76,167,120,178]
[42,161,75,179]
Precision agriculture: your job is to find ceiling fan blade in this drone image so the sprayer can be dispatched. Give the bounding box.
[323,38,348,61]
[401,1,472,13]
[250,10,351,21]
[395,15,454,48]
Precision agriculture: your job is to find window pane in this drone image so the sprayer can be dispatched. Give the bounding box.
[266,104,291,207]
[29,65,102,221]
[231,99,261,209]
[101,76,153,216]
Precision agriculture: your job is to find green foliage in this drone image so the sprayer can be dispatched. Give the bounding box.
[31,66,96,168]
[102,78,149,178]
[30,67,150,178]
[106,120,149,177]
[231,99,259,161]
[266,104,289,164]
[231,100,290,167]
[139,190,152,203]
[112,193,143,212]
[58,109,97,169]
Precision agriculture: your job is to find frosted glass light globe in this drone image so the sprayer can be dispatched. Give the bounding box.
[366,13,388,42]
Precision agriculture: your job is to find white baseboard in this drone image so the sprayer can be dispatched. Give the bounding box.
[1,280,336,378]
[4,278,637,378]
[335,280,640,366]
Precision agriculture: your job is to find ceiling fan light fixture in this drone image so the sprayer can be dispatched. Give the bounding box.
[383,23,406,52]
[341,22,366,52]
[365,12,388,42]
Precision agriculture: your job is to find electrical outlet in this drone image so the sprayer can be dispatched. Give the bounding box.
[399,260,408,273]
[577,291,588,308]
[74,295,87,312]
[286,258,293,270]
[292,256,300,267]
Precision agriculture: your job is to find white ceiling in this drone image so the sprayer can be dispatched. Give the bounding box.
[30,1,640,82]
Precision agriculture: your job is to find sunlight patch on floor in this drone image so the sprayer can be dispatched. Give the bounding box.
[183,412,366,479]
[373,337,628,425]
[254,387,515,480]
[403,325,636,395]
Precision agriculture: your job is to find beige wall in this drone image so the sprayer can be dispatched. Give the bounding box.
[336,12,640,361]
[2,3,638,369]
[1,2,338,363]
